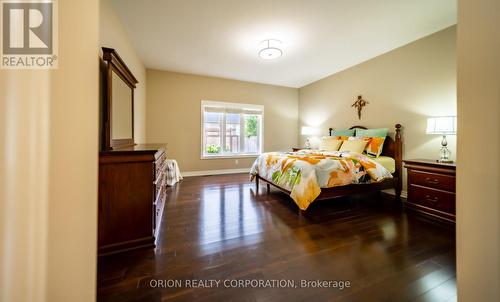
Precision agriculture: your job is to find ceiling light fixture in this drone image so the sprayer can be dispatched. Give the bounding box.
[258,39,283,60]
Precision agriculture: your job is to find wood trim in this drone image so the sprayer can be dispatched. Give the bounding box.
[99,153,157,164]
[102,47,138,87]
[256,174,290,194]
[404,163,456,175]
[111,138,135,149]
[349,125,368,130]
[99,145,165,163]
[394,124,403,199]
[256,175,401,208]
[257,174,397,195]
[102,47,138,150]
[316,178,396,200]
[403,201,455,223]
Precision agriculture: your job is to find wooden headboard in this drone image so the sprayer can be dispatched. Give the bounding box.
[328,124,402,158]
[328,124,403,195]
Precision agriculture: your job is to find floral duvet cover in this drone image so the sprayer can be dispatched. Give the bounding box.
[250,150,392,210]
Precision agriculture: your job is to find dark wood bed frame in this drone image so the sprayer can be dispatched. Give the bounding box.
[255,124,403,204]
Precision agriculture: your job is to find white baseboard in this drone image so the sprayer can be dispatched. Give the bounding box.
[182,168,250,177]
[382,188,408,198]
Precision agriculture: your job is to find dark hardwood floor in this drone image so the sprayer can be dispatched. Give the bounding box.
[97,173,456,302]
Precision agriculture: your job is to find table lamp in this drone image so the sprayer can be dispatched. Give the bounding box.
[426,116,456,163]
[301,126,319,149]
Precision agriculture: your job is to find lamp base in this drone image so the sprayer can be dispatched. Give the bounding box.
[437,135,453,163]
[437,159,454,163]
[304,138,311,149]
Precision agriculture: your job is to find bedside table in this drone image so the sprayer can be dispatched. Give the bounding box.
[403,159,456,223]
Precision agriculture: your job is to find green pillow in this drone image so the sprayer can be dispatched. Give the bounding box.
[355,128,388,138]
[331,129,355,137]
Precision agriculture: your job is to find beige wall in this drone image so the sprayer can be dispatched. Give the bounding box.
[456,0,500,300]
[146,70,298,172]
[298,26,457,193]
[0,1,99,302]
[100,0,146,143]
[0,66,52,302]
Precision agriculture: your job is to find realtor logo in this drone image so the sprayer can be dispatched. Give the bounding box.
[1,0,58,69]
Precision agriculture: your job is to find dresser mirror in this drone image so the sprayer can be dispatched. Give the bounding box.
[102,47,138,150]
[111,72,133,140]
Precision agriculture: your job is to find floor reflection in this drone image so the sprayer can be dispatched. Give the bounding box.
[200,183,263,254]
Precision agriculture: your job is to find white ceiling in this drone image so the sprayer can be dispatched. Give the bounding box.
[112,0,456,88]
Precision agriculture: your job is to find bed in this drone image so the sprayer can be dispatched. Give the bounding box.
[251,124,402,210]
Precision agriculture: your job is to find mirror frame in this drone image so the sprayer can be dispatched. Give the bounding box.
[102,47,138,150]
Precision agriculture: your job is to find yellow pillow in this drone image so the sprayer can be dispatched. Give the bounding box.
[339,140,369,153]
[319,137,343,151]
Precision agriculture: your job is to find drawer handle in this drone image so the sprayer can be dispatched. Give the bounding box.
[425,177,440,185]
[425,195,439,203]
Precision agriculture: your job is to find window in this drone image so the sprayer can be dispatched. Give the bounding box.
[201,100,263,158]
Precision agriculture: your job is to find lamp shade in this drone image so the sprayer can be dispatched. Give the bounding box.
[301,126,320,136]
[426,116,457,135]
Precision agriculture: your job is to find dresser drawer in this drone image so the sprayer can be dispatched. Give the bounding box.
[408,185,455,214]
[408,170,455,192]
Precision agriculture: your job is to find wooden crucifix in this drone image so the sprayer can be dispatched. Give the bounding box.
[352,95,369,120]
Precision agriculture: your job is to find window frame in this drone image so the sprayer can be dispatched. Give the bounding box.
[200,100,264,159]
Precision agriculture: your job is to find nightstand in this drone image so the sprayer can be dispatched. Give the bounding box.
[292,147,304,152]
[403,159,456,223]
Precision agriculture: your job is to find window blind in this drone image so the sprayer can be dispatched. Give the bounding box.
[203,106,263,115]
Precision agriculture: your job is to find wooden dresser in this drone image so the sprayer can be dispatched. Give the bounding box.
[98,144,167,256]
[403,159,456,223]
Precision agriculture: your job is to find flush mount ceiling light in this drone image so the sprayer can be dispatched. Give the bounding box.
[258,39,283,60]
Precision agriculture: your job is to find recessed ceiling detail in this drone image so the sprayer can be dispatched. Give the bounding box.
[112,0,457,88]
